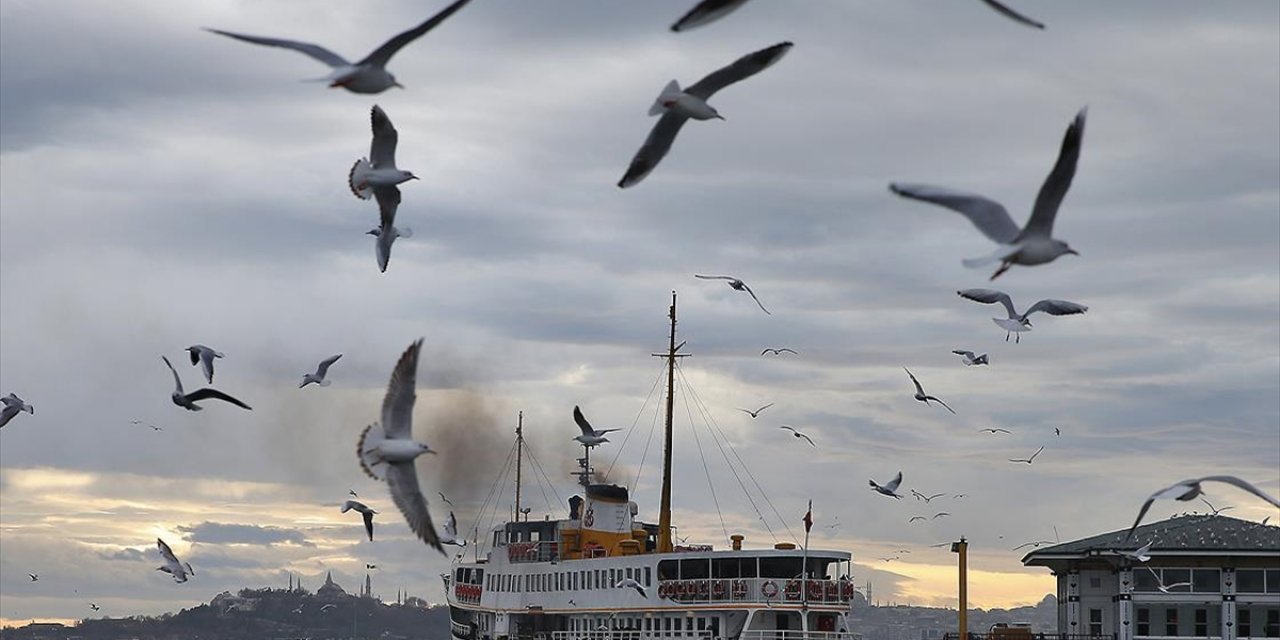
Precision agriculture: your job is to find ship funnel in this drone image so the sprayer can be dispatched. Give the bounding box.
[731,534,744,551]
[581,484,633,536]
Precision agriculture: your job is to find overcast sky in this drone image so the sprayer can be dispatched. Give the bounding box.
[1,0,1278,625]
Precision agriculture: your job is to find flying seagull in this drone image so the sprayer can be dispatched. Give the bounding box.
[979,428,1012,434]
[932,512,951,519]
[889,108,1085,279]
[1012,540,1055,551]
[366,564,377,570]
[952,350,989,366]
[615,577,647,598]
[779,425,815,447]
[913,491,946,503]
[1145,567,1192,594]
[204,0,473,94]
[761,348,798,356]
[1125,476,1280,540]
[156,538,194,583]
[341,499,377,541]
[0,393,34,428]
[89,603,100,611]
[979,0,1045,30]
[870,471,904,499]
[320,604,337,612]
[441,511,467,547]
[438,491,455,506]
[1198,497,1234,516]
[300,353,344,388]
[694,275,770,314]
[572,406,621,447]
[130,420,163,432]
[880,556,900,563]
[618,42,793,188]
[185,345,223,383]
[1120,541,1153,563]
[670,0,752,32]
[349,489,359,498]
[27,574,37,582]
[356,339,444,552]
[957,289,1088,343]
[1008,445,1045,464]
[908,516,927,523]
[350,106,417,274]
[1054,427,1062,436]
[904,368,955,414]
[161,356,251,411]
[737,403,774,418]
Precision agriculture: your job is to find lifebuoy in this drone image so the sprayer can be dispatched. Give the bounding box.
[841,581,854,599]
[784,580,801,601]
[697,581,710,599]
[761,580,779,598]
[712,580,726,598]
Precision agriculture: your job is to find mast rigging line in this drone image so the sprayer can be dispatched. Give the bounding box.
[676,373,731,545]
[676,362,798,544]
[629,386,666,494]
[601,362,668,481]
[470,436,519,554]
[522,443,564,513]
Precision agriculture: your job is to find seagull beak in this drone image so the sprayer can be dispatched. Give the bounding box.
[393,81,405,89]
[1067,248,1079,256]
[409,176,420,181]
[715,114,726,121]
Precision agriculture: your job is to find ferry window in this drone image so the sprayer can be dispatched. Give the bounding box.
[645,567,652,586]
[759,556,802,579]
[1237,610,1250,637]
[531,530,541,542]
[658,560,679,580]
[1239,570,1265,592]
[680,558,709,579]
[805,558,835,579]
[1192,569,1218,592]
[1194,609,1208,636]
[713,559,739,578]
[626,567,634,580]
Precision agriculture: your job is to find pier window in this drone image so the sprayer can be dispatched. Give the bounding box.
[1194,609,1208,637]
[1192,569,1219,592]
[1239,570,1265,593]
[1269,570,1280,593]
[1238,609,1251,637]
[1089,609,1103,636]
[1266,609,1279,637]
[1137,608,1150,636]
[1165,608,1178,636]
[1163,569,1192,593]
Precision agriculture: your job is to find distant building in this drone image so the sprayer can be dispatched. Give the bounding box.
[1022,515,1279,640]
[316,570,348,602]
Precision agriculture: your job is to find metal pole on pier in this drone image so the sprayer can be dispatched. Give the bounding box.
[951,537,969,640]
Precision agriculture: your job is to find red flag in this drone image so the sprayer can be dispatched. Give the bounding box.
[803,501,813,533]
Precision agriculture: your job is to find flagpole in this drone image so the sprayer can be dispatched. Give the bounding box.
[801,499,812,610]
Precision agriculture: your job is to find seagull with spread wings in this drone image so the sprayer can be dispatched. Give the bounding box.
[619,42,792,188]
[1125,476,1280,540]
[911,490,945,503]
[904,368,955,414]
[341,499,377,541]
[155,538,194,583]
[350,106,417,273]
[694,275,771,314]
[356,339,444,552]
[779,425,815,447]
[761,348,798,356]
[300,354,344,388]
[738,403,774,418]
[185,345,223,383]
[162,356,251,412]
[670,0,752,32]
[890,108,1085,279]
[979,0,1045,29]
[952,350,989,366]
[572,406,621,447]
[0,393,34,428]
[871,472,904,499]
[957,289,1088,343]
[1008,446,1045,464]
[440,511,467,547]
[204,0,473,94]
[979,428,1012,435]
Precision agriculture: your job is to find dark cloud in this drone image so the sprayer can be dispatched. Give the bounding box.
[177,522,313,547]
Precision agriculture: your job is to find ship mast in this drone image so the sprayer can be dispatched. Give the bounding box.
[654,291,688,553]
[514,412,524,521]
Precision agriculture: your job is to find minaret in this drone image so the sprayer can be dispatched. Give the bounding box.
[288,573,293,592]
[364,573,372,599]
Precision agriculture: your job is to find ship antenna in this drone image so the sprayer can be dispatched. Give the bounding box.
[514,412,524,522]
[653,291,689,553]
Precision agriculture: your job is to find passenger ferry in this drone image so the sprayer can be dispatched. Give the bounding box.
[444,295,858,640]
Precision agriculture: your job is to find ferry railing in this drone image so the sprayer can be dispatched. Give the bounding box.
[508,541,561,563]
[942,635,1113,640]
[547,631,713,640]
[656,578,855,605]
[739,632,854,640]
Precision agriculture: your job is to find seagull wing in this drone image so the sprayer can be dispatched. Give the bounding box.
[161,356,184,395]
[203,28,351,67]
[1023,299,1088,319]
[573,405,595,436]
[438,492,454,505]
[694,274,738,281]
[670,0,751,32]
[779,425,797,434]
[953,350,976,358]
[903,368,925,396]
[362,510,375,541]
[1029,446,1045,461]
[0,405,19,428]
[369,105,399,169]
[685,41,793,100]
[1201,476,1280,509]
[928,396,957,414]
[890,183,1020,244]
[157,538,180,566]
[957,289,1019,319]
[617,111,689,188]
[186,388,252,410]
[316,354,343,378]
[1020,108,1086,240]
[444,511,458,539]
[358,0,473,68]
[798,433,816,447]
[756,402,775,414]
[386,461,443,552]
[779,348,797,354]
[374,186,402,229]
[884,471,903,492]
[739,282,771,314]
[979,0,1046,29]
[198,349,217,383]
[382,340,423,439]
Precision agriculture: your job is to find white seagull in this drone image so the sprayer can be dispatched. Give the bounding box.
[356,339,443,552]
[870,472,904,499]
[761,348,798,356]
[341,499,377,541]
[979,0,1046,30]
[957,289,1088,343]
[911,490,945,503]
[350,105,418,202]
[572,406,621,447]
[0,393,34,428]
[694,274,770,314]
[779,425,815,447]
[890,108,1085,279]
[204,0,473,94]
[670,0,752,32]
[904,368,955,414]
[615,577,648,598]
[156,538,194,583]
[737,403,774,418]
[952,350,989,366]
[27,573,37,582]
[1008,446,1045,464]
[441,511,467,547]
[185,344,223,383]
[1120,541,1153,563]
[300,354,344,388]
[618,42,792,188]
[979,428,1012,435]
[1125,476,1280,540]
[162,356,252,411]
